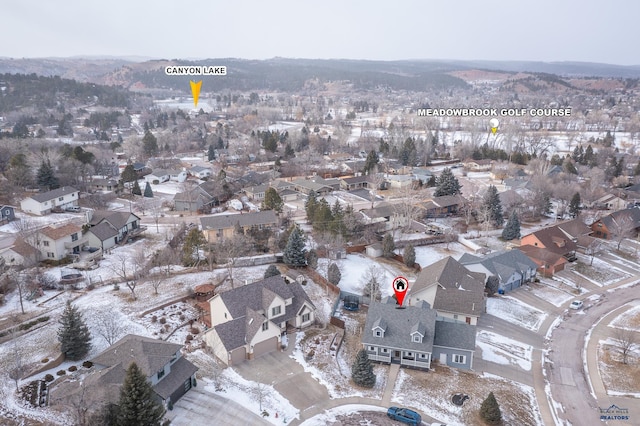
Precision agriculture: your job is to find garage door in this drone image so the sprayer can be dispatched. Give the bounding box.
[253,336,278,358]
[230,347,246,365]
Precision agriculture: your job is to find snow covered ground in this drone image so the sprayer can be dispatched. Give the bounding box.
[608,301,640,331]
[486,296,548,332]
[525,282,575,307]
[299,404,388,425]
[413,242,470,268]
[476,330,533,371]
[317,254,399,298]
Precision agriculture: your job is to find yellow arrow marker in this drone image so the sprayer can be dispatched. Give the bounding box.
[190,80,202,107]
[491,127,498,135]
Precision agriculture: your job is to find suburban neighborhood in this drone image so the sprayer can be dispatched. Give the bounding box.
[1,12,640,425]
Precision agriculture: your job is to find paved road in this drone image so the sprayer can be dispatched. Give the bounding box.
[546,282,640,426]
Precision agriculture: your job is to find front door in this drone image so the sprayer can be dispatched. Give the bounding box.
[439,353,447,364]
[392,350,401,363]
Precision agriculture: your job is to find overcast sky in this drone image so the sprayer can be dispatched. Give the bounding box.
[3,0,639,65]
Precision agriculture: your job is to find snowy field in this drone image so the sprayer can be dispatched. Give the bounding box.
[476,330,533,371]
[317,254,400,298]
[413,242,470,268]
[608,301,640,331]
[525,282,575,307]
[486,296,548,332]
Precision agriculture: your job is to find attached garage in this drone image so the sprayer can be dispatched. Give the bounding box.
[252,336,279,358]
[229,346,246,365]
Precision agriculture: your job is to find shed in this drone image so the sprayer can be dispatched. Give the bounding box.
[366,243,383,258]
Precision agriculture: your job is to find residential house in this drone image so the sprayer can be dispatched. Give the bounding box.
[590,207,640,240]
[89,178,118,192]
[49,334,198,413]
[459,249,537,293]
[204,275,315,365]
[409,256,486,325]
[173,180,229,212]
[20,187,80,216]
[340,176,370,191]
[292,177,333,196]
[463,158,494,171]
[520,225,578,262]
[592,193,627,211]
[0,205,15,224]
[360,202,410,231]
[518,245,567,277]
[190,165,213,179]
[33,223,86,261]
[86,210,145,249]
[244,184,270,201]
[420,195,466,218]
[362,298,476,370]
[145,169,171,184]
[555,218,596,253]
[413,167,433,184]
[168,169,188,182]
[385,174,415,189]
[200,210,278,243]
[0,237,39,267]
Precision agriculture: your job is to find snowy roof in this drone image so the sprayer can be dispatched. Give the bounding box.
[28,186,78,203]
[200,210,277,230]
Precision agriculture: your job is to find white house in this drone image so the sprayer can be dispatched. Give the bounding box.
[189,166,213,179]
[145,169,171,184]
[168,169,188,182]
[33,223,86,260]
[20,187,80,216]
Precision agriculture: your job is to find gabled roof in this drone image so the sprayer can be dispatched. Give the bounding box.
[88,221,118,242]
[214,317,247,351]
[556,218,592,239]
[433,321,476,351]
[459,249,538,283]
[91,334,183,377]
[29,186,78,203]
[89,210,139,229]
[152,357,198,400]
[414,257,486,317]
[40,223,82,240]
[519,245,567,266]
[190,165,211,173]
[200,210,278,231]
[360,202,400,220]
[597,207,640,231]
[522,226,577,255]
[362,298,436,353]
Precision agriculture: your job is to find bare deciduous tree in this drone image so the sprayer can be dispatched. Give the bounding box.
[613,327,638,365]
[93,307,126,345]
[360,265,382,302]
[217,235,252,288]
[610,213,637,250]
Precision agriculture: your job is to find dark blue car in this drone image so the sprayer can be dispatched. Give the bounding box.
[387,406,422,425]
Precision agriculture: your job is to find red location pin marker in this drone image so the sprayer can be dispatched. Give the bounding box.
[392,276,409,307]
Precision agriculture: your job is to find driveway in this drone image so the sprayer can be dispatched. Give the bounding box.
[233,344,330,410]
[167,386,271,426]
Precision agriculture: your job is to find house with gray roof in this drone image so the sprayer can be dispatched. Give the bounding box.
[200,210,278,243]
[459,249,537,293]
[86,210,145,248]
[49,334,198,414]
[204,275,315,365]
[362,297,476,370]
[20,186,79,215]
[409,256,486,325]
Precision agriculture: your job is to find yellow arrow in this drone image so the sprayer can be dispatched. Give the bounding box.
[491,127,498,134]
[190,80,202,107]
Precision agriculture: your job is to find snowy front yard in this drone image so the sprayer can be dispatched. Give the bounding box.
[476,330,533,371]
[486,296,548,332]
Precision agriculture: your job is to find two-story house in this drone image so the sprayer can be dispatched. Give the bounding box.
[409,256,486,325]
[362,298,476,370]
[20,186,79,216]
[33,223,86,260]
[359,202,410,231]
[200,210,278,243]
[85,210,146,249]
[204,275,315,365]
[49,334,198,414]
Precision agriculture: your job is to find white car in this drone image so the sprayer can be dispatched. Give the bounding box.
[569,300,584,310]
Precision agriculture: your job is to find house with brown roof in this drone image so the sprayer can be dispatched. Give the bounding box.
[49,334,198,414]
[590,207,640,240]
[204,275,315,365]
[518,245,567,277]
[520,225,578,262]
[359,202,410,231]
[463,158,494,171]
[408,257,486,325]
[32,223,87,261]
[0,237,39,267]
[420,195,467,218]
[200,210,278,243]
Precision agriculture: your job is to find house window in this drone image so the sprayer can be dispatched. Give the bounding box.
[71,233,78,242]
[43,241,50,247]
[184,378,192,392]
[453,354,467,364]
[419,353,427,359]
[224,313,227,319]
[47,252,54,258]
[453,314,458,320]
[157,368,165,380]
[262,321,268,331]
[368,346,375,351]
[381,348,388,353]
[302,313,310,322]
[412,335,421,343]
[58,197,64,201]
[405,352,412,356]
[375,330,381,337]
[272,306,281,316]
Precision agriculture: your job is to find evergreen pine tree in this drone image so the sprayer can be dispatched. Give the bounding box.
[501,211,521,241]
[142,130,159,158]
[306,249,318,269]
[57,301,91,361]
[121,164,137,183]
[483,185,504,227]
[403,244,416,267]
[283,225,307,267]
[480,391,502,425]
[207,144,215,161]
[434,167,461,196]
[262,187,283,213]
[143,182,153,198]
[327,262,342,285]
[132,180,142,196]
[117,362,165,426]
[351,349,376,388]
[36,160,60,190]
[305,191,318,224]
[569,192,581,218]
[263,264,281,278]
[382,233,395,258]
[363,150,379,174]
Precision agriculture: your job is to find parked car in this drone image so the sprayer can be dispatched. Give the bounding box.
[65,206,81,212]
[387,406,422,425]
[569,300,584,310]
